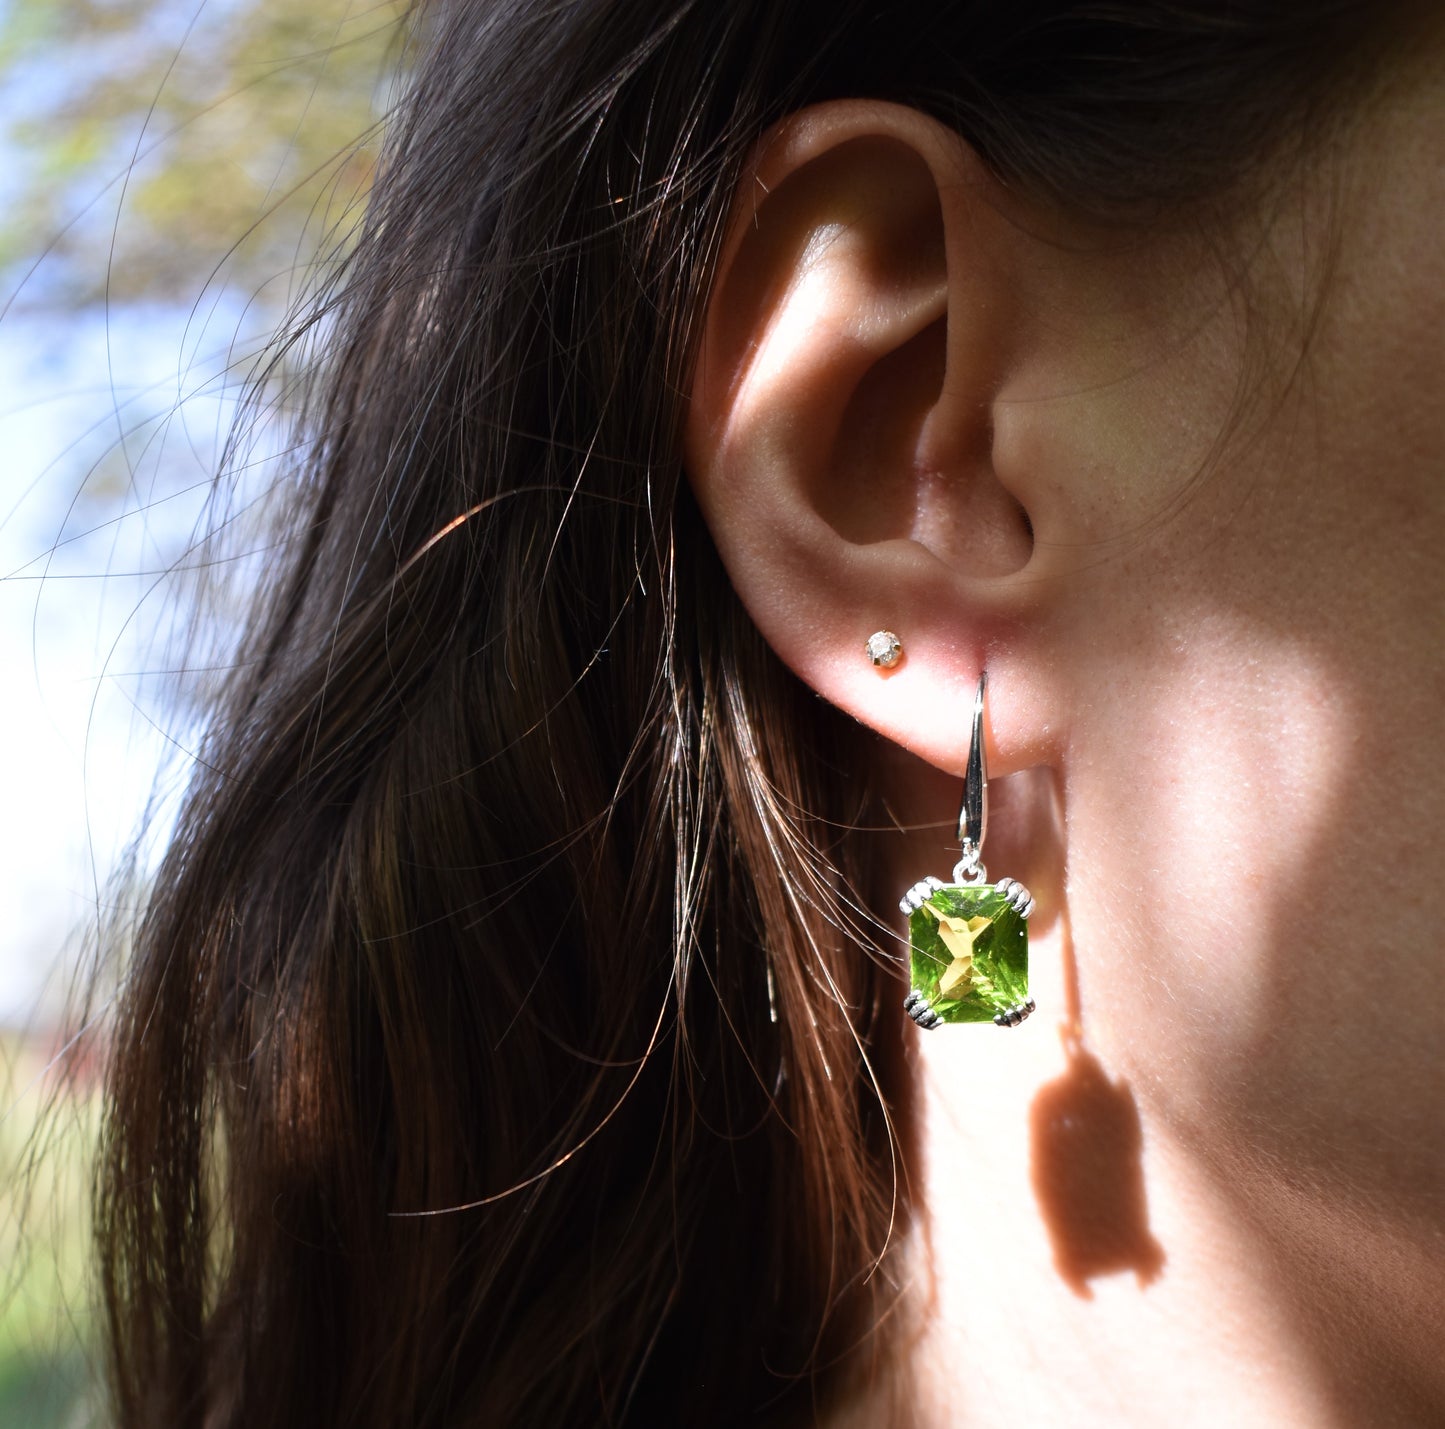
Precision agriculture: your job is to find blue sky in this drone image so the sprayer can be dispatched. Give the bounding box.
[0,303,253,1025]
[0,0,386,1032]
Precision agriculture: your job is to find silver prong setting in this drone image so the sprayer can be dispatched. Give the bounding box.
[995,876,1035,920]
[903,989,944,1029]
[992,996,1036,1028]
[898,875,946,916]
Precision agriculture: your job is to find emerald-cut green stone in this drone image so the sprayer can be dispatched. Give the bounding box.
[908,885,1028,1024]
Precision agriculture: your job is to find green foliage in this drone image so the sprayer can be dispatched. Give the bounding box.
[0,1033,103,1427]
[0,0,410,311]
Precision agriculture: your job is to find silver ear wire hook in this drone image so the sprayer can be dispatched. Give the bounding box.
[954,672,988,884]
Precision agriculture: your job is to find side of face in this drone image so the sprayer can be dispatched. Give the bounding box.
[684,58,1445,1316]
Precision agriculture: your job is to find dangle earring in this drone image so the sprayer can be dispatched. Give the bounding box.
[901,672,1036,1029]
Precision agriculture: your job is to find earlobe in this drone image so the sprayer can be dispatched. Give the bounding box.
[684,101,1038,776]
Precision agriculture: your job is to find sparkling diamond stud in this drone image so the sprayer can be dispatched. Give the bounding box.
[866,630,903,669]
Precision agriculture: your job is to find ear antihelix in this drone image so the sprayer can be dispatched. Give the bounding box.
[899,672,1036,1030]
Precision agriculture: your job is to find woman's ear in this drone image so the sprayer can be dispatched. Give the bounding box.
[684,101,1048,776]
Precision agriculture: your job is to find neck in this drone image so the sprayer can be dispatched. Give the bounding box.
[836,749,1445,1428]
[835,911,1445,1427]
[884,1005,1315,1425]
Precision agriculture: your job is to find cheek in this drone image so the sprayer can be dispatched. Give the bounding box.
[1066,620,1342,1057]
[1060,603,1445,1217]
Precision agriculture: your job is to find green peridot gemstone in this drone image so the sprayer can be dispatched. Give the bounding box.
[908,884,1029,1024]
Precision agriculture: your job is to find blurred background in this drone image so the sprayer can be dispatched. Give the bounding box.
[0,2,407,1420]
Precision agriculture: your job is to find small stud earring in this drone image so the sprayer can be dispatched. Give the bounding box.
[866,630,903,668]
[900,672,1036,1030]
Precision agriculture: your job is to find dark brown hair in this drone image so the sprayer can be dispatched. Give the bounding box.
[95,2,1415,1424]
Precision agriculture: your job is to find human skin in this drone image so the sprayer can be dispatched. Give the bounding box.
[685,42,1445,1429]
